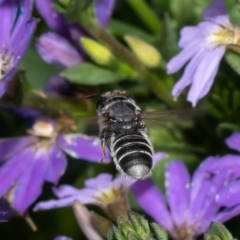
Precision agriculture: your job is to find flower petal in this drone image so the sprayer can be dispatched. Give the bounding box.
[52,185,83,198]
[0,146,34,197]
[85,173,113,189]
[208,154,240,174]
[12,149,49,214]
[214,204,240,223]
[0,136,36,160]
[34,191,93,211]
[112,176,135,189]
[215,180,240,207]
[45,145,67,184]
[35,0,69,36]
[0,0,18,47]
[131,179,174,232]
[36,32,82,68]
[196,169,231,235]
[58,134,110,163]
[10,18,38,65]
[187,46,225,106]
[0,78,10,98]
[179,26,201,48]
[165,161,190,226]
[94,0,116,28]
[202,0,229,22]
[188,157,216,220]
[167,39,200,74]
[225,132,240,152]
[171,48,206,98]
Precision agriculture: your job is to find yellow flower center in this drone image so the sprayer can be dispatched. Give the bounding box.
[208,22,240,47]
[97,187,124,205]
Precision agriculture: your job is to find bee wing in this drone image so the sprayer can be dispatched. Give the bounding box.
[142,108,204,128]
[73,115,106,136]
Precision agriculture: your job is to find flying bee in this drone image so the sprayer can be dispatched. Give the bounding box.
[96,90,154,179]
[17,88,199,180]
[96,90,202,179]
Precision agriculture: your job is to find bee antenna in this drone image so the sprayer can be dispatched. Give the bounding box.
[84,94,99,99]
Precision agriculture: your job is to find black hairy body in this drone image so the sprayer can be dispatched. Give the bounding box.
[96,90,153,179]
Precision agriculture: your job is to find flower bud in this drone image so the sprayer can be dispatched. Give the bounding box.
[124,35,162,68]
[36,32,83,68]
[107,211,167,240]
[80,37,114,66]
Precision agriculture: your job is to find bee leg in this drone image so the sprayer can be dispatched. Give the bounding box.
[100,140,107,163]
[99,129,107,163]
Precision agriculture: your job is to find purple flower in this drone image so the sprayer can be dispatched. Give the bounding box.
[167,0,240,106]
[35,0,116,29]
[0,116,109,214]
[0,0,38,97]
[34,153,165,212]
[34,173,135,213]
[132,157,240,240]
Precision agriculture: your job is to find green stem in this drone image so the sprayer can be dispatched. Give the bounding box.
[126,0,161,35]
[79,16,174,106]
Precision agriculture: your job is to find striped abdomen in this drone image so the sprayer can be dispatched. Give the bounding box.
[112,132,153,179]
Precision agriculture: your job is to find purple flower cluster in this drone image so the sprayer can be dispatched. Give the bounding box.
[0,116,109,214]
[132,133,240,240]
[167,0,240,106]
[0,0,37,97]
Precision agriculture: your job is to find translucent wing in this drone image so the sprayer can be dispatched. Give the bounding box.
[142,108,204,128]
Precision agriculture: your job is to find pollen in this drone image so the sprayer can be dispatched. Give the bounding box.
[207,23,237,46]
[98,188,119,205]
[29,119,55,138]
[0,52,13,80]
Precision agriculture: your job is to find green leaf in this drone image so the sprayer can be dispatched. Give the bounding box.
[65,0,93,22]
[204,222,233,240]
[225,49,240,75]
[217,122,240,134]
[20,45,60,90]
[159,15,178,60]
[61,63,127,85]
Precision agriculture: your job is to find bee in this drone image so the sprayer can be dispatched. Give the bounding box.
[96,90,154,179]
[19,89,198,180]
